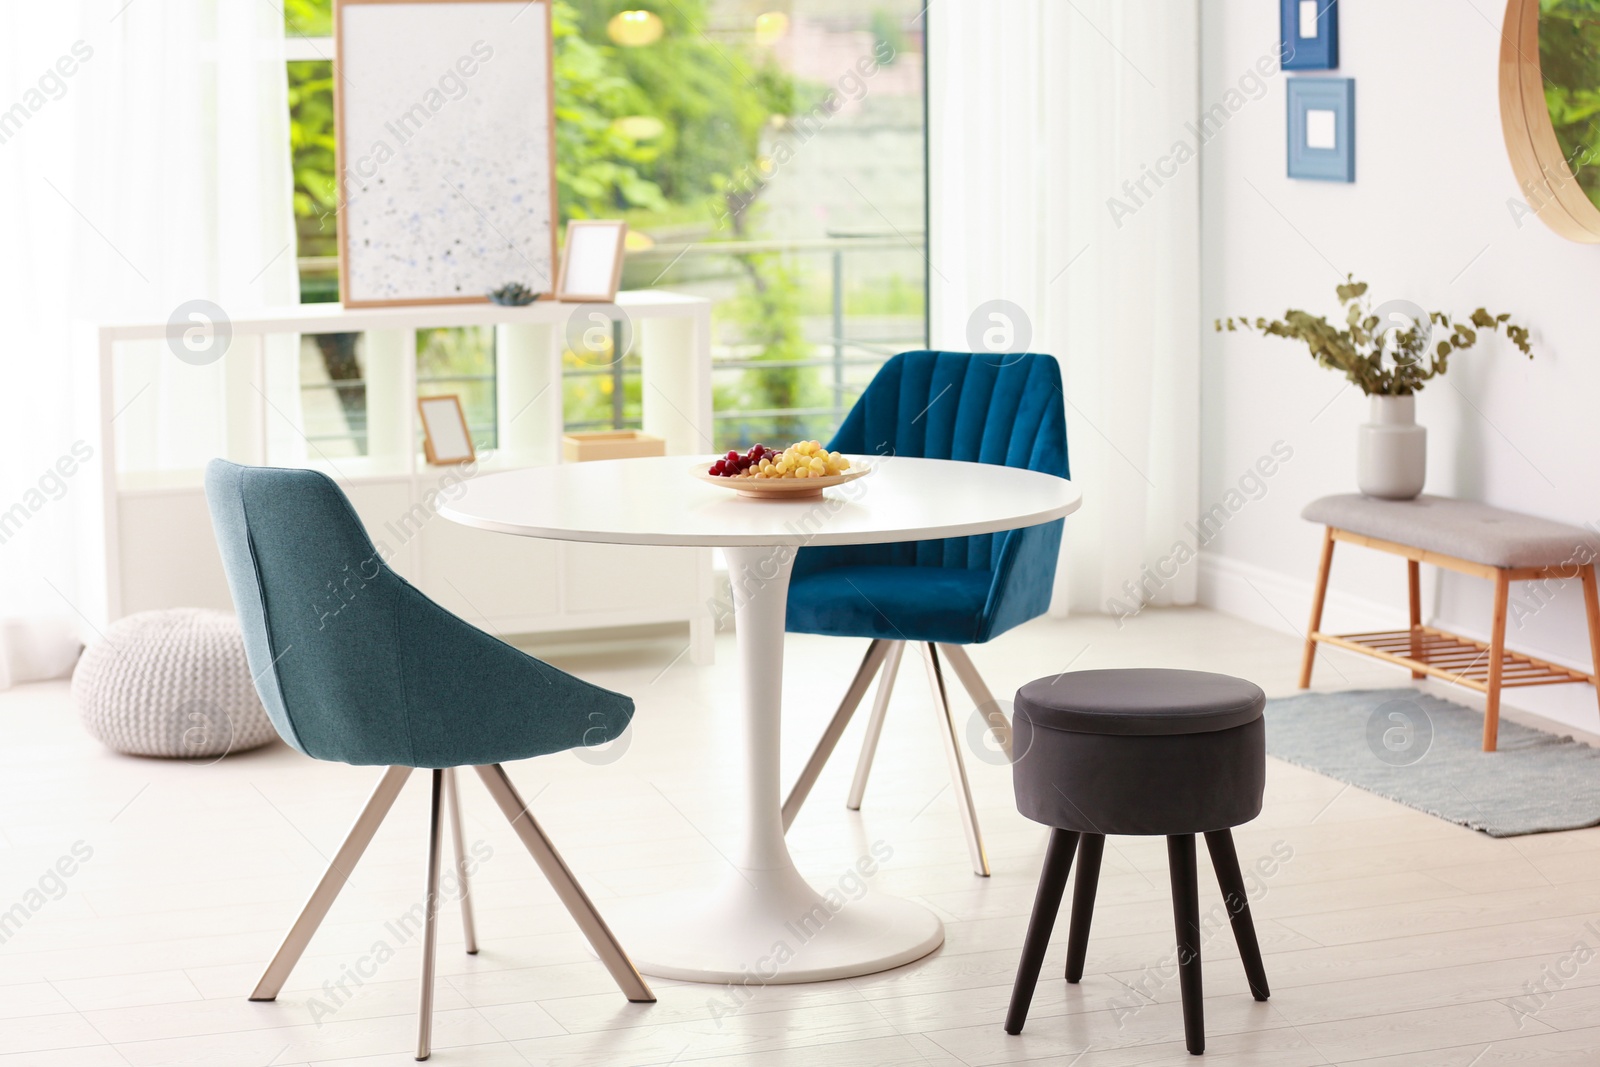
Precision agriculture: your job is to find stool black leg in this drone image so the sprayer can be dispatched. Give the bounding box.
[1167,834,1204,1056]
[1064,833,1105,983]
[1004,828,1080,1035]
[1204,829,1270,1001]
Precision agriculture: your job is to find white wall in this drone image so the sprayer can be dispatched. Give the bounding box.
[1199,0,1600,732]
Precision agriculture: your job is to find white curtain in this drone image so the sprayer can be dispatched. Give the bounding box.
[0,0,296,687]
[928,0,1200,617]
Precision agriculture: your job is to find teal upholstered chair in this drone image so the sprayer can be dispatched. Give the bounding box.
[205,460,652,1061]
[780,352,1069,876]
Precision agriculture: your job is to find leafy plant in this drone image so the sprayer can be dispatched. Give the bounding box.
[551,1,669,219]
[1215,276,1533,396]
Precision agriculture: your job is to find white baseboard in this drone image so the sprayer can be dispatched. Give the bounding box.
[1196,551,1401,638]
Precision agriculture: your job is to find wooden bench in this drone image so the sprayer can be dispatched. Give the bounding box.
[1299,494,1600,751]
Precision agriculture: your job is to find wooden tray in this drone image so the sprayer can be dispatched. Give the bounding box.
[691,459,871,499]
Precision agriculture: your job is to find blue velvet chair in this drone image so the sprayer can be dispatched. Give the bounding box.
[780,351,1069,876]
[205,460,653,1061]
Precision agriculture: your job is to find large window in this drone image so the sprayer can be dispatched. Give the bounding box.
[285,0,927,452]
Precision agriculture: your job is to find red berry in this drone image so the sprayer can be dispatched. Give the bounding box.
[726,450,739,461]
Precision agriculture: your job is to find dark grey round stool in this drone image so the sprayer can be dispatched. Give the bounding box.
[1003,669,1269,1056]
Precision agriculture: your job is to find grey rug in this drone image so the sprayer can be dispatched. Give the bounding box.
[1265,688,1600,837]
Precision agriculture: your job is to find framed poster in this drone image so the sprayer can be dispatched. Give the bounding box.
[334,0,558,307]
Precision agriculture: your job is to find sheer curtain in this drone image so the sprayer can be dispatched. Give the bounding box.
[0,0,295,687]
[928,1,1201,617]
[1,4,106,687]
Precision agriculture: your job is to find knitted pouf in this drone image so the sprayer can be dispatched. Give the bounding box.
[72,608,276,758]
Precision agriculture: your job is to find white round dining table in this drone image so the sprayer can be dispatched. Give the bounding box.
[440,454,1082,983]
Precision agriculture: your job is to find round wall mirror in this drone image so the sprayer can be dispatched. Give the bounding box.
[1499,0,1600,242]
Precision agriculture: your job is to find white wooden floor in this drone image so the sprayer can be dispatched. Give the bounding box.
[3,606,1599,1066]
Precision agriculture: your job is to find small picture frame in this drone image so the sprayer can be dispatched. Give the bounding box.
[418,394,476,465]
[556,220,628,302]
[1287,77,1355,182]
[1281,0,1338,70]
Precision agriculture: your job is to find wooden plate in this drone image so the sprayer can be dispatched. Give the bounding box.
[691,458,871,499]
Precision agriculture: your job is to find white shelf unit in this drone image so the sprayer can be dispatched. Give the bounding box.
[79,290,716,665]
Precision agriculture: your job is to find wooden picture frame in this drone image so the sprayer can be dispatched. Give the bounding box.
[555,220,628,302]
[333,0,559,307]
[418,394,476,465]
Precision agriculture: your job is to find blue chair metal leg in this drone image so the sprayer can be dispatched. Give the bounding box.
[938,643,1013,762]
[922,643,990,877]
[847,640,905,810]
[782,639,890,831]
[784,640,995,876]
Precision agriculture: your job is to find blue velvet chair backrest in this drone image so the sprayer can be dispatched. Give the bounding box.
[824,351,1069,571]
[204,460,631,768]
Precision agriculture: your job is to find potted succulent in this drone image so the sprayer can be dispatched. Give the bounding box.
[1217,277,1534,500]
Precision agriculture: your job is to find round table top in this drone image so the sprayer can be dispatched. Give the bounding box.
[439,455,1082,548]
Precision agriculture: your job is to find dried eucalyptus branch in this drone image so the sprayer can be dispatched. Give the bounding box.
[1214,276,1533,396]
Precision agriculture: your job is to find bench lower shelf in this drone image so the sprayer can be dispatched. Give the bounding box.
[1301,522,1600,752]
[1311,625,1595,692]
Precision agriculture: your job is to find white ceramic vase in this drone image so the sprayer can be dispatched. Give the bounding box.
[1357,394,1426,500]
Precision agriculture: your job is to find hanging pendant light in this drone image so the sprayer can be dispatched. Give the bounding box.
[608,9,664,47]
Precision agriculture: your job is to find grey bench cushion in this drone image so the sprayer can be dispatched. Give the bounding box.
[1303,494,1599,569]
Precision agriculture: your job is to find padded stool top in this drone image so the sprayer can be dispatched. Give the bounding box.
[1015,669,1265,737]
[1302,494,1598,569]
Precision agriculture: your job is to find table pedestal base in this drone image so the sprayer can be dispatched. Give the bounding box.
[605,544,941,984]
[609,861,943,984]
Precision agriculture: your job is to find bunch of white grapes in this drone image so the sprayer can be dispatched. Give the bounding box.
[754,440,852,479]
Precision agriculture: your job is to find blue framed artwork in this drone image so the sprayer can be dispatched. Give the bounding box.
[1287,77,1354,182]
[1281,0,1338,70]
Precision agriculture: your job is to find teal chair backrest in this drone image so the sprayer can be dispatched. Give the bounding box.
[205,460,633,768]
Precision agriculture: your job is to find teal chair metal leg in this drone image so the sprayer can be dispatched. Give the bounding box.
[474,764,655,1002]
[444,768,478,955]
[417,770,445,1061]
[249,766,413,1001]
[248,761,653,1056]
